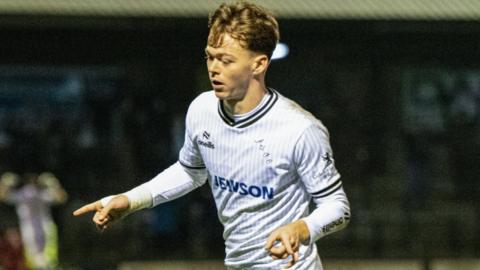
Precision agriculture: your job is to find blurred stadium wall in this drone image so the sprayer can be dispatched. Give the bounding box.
[0,1,479,270]
[118,259,480,270]
[0,0,479,19]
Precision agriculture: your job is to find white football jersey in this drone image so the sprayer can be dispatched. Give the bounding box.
[179,89,343,269]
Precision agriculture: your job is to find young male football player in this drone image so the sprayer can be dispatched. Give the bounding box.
[74,1,350,269]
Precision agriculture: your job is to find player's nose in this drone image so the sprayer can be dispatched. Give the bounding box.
[208,59,221,74]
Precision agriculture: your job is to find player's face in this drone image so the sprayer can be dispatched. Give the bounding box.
[205,34,258,101]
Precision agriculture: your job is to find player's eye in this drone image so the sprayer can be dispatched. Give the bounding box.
[205,53,215,61]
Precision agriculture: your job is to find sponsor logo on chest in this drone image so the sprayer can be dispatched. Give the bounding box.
[213,175,275,200]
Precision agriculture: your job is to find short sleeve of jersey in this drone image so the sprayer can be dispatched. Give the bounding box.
[294,124,342,199]
[178,101,206,169]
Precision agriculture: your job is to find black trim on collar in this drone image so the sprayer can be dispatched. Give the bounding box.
[217,88,279,128]
[218,101,235,126]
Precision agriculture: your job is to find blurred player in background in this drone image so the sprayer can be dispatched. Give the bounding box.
[0,172,67,270]
[74,1,350,269]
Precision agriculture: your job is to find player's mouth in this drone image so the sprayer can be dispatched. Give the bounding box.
[211,79,224,89]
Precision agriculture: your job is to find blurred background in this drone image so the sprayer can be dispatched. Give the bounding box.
[0,0,479,269]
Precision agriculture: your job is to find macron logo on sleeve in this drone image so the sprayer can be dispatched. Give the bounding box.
[213,175,275,200]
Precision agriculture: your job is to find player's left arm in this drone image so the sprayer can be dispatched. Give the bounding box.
[294,124,350,241]
[266,124,350,268]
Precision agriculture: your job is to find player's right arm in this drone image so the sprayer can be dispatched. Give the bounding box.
[73,161,207,230]
[74,96,207,230]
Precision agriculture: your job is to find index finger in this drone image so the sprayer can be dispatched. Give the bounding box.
[280,234,294,255]
[73,201,101,216]
[265,231,279,250]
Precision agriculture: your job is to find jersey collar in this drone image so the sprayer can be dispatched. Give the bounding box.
[217,88,279,128]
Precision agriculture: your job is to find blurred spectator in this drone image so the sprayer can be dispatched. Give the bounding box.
[0,172,67,270]
[0,227,25,270]
[443,75,480,203]
[402,71,480,207]
[401,75,447,209]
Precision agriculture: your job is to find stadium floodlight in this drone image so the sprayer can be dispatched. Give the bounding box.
[271,43,289,60]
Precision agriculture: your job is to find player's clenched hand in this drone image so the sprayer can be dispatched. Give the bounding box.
[73,195,130,231]
[264,220,310,269]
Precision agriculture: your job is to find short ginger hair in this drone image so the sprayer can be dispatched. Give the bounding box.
[208,1,280,59]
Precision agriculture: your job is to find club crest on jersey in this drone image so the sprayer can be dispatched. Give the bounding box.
[322,152,333,167]
[313,152,336,180]
[197,131,215,149]
[213,175,275,200]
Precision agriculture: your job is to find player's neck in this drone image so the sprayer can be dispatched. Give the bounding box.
[224,84,268,115]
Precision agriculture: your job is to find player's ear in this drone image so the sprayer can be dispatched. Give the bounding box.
[251,54,269,75]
